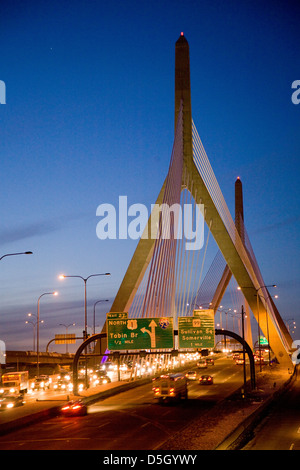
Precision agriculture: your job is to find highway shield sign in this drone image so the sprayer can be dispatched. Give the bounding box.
[178,309,215,349]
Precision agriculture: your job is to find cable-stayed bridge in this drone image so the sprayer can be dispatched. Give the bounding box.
[103,34,293,369]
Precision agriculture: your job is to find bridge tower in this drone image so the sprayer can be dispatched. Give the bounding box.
[99,35,293,368]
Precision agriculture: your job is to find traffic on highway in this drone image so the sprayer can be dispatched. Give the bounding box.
[0,349,271,413]
[0,352,260,450]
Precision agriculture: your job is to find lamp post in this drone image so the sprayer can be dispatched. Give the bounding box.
[263,294,278,365]
[0,251,32,261]
[59,273,110,341]
[59,273,110,387]
[286,319,296,335]
[93,300,109,335]
[215,307,233,351]
[241,305,247,395]
[37,292,58,378]
[25,316,44,352]
[238,284,276,372]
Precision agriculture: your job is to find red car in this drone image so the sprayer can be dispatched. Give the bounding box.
[60,400,87,417]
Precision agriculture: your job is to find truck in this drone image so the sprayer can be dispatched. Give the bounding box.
[152,373,188,403]
[0,371,29,396]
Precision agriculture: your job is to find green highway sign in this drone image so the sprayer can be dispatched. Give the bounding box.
[259,336,268,345]
[178,309,215,349]
[107,313,174,351]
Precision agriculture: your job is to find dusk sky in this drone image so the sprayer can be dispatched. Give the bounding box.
[1,0,299,352]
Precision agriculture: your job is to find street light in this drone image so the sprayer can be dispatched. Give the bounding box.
[59,273,110,341]
[238,284,277,371]
[0,251,32,261]
[37,291,58,378]
[286,319,296,334]
[215,307,233,351]
[59,273,110,388]
[263,294,278,365]
[25,315,44,351]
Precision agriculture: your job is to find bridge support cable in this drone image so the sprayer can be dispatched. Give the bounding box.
[240,218,292,351]
[139,103,184,319]
[192,122,259,288]
[191,120,292,364]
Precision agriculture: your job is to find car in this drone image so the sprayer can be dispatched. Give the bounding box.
[0,394,24,410]
[185,370,197,380]
[90,371,112,386]
[206,358,214,366]
[32,375,51,391]
[60,400,88,417]
[235,358,245,365]
[57,371,72,381]
[197,360,207,369]
[53,379,73,392]
[199,375,214,385]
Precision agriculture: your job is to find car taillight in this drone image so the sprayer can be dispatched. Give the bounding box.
[71,405,82,410]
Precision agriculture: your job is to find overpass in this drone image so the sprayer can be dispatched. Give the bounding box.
[3,350,74,372]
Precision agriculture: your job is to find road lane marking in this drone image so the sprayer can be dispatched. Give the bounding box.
[140,422,150,428]
[98,421,111,429]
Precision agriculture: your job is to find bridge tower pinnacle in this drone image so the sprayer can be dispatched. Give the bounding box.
[175,33,193,178]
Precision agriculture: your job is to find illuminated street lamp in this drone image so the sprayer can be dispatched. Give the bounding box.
[59,273,110,388]
[215,307,233,351]
[286,319,296,334]
[58,273,110,341]
[25,314,44,351]
[37,291,58,377]
[238,284,277,371]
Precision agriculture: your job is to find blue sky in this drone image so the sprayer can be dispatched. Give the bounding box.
[1,0,299,351]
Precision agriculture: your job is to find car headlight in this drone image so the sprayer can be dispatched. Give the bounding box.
[7,403,14,409]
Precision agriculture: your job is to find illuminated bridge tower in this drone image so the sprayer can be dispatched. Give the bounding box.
[100,34,293,368]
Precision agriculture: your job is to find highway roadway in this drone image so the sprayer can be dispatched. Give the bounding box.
[242,376,300,450]
[0,357,247,450]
